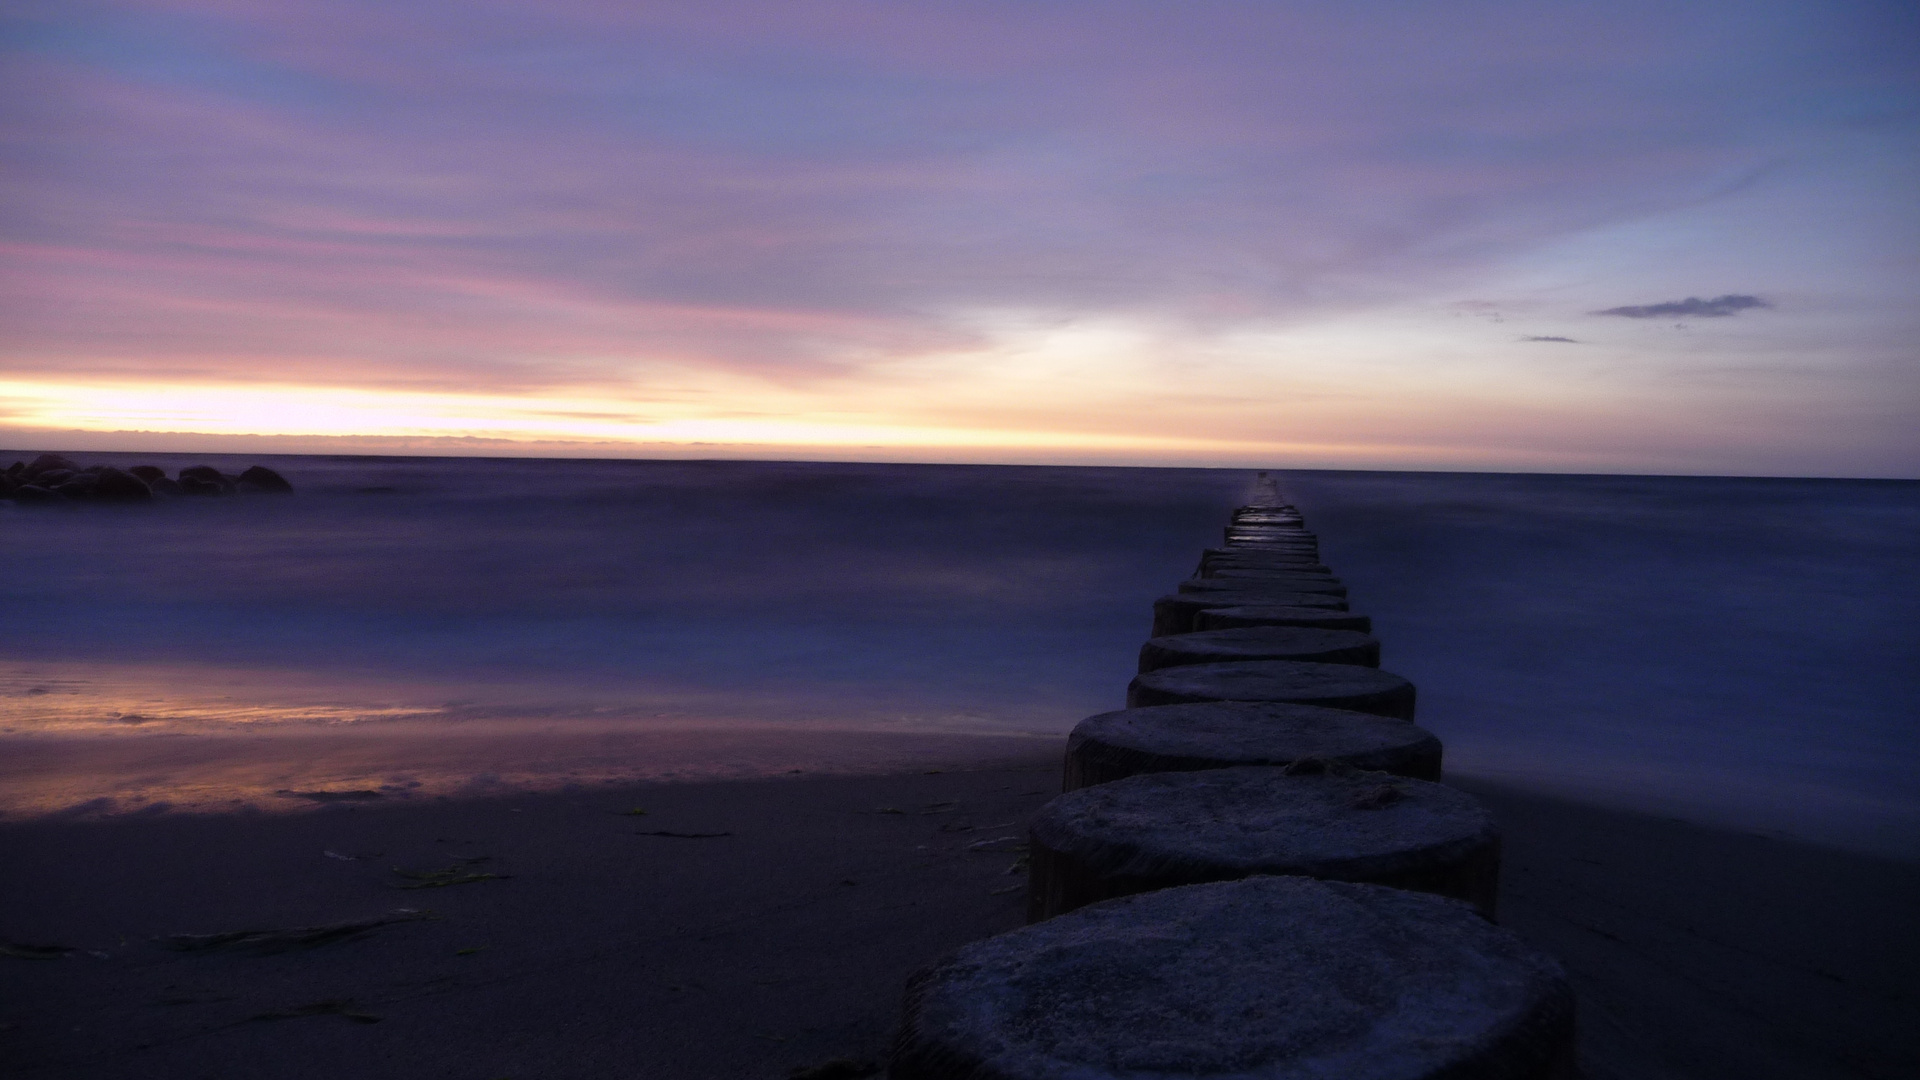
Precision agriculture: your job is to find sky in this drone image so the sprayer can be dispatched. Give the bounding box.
[2,0,1916,475]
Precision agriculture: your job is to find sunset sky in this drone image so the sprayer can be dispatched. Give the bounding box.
[3,0,1915,475]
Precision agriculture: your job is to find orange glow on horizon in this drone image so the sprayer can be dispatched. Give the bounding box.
[0,376,1291,454]
[5,302,1904,477]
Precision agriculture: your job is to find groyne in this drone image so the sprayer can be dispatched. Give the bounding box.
[887,473,1577,1078]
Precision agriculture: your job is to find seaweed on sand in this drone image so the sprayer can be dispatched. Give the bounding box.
[390,856,507,889]
[162,909,429,954]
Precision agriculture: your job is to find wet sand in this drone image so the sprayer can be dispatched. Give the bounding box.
[2,755,1915,1080]
[1455,778,1920,1080]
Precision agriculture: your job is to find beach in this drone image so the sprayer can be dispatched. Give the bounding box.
[6,2,1914,1072]
[3,743,1915,1080]
[4,455,1916,1077]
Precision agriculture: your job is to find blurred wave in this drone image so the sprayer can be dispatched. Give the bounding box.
[3,454,1913,854]
[1283,470,1920,858]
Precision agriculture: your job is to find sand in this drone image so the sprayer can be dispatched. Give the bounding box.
[1,750,1915,1080]
[1452,778,1920,1080]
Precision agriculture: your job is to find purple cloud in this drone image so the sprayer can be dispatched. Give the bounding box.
[1594,295,1771,319]
[0,0,1911,396]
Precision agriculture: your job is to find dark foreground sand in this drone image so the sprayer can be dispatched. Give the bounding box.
[3,754,1915,1080]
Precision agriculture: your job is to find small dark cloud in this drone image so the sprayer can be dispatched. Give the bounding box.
[1521,335,1577,343]
[1593,295,1771,319]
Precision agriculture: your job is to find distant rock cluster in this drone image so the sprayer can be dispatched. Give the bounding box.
[0,453,293,505]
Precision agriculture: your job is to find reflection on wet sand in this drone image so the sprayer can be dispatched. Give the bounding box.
[0,715,1054,820]
[0,657,1058,821]
[3,664,442,732]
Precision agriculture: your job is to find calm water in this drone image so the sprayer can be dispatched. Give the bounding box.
[3,454,1915,857]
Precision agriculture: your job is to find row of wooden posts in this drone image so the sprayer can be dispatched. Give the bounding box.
[886,477,1579,1078]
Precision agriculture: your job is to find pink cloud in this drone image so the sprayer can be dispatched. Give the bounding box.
[3,0,1914,410]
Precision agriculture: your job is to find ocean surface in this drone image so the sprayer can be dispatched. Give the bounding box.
[3,453,1915,858]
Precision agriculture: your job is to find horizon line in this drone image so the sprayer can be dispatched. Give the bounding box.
[4,433,1912,483]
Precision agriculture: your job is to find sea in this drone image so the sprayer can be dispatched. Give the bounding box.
[3,453,1915,859]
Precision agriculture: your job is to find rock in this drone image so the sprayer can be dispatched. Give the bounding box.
[1195,564,1341,578]
[1230,516,1308,525]
[1213,532,1316,543]
[1178,574,1345,597]
[1223,525,1314,537]
[1138,626,1381,671]
[22,453,78,480]
[178,465,231,496]
[89,467,152,502]
[1193,604,1373,633]
[1198,558,1330,576]
[1199,546,1318,564]
[1206,565,1344,581]
[1203,562,1331,578]
[1063,701,1443,790]
[1027,767,1501,920]
[891,877,1575,1079]
[236,465,293,493]
[1152,591,1346,638]
[1229,512,1306,522]
[1223,538,1320,552]
[1205,538,1313,553]
[0,461,263,501]
[1127,659,1416,718]
[1198,553,1326,573]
